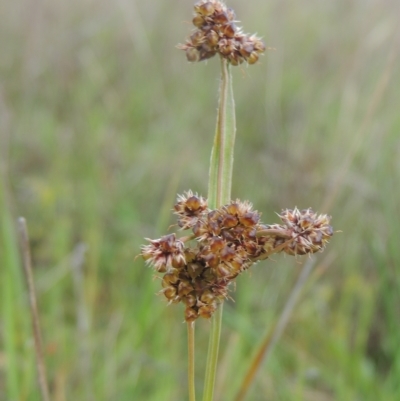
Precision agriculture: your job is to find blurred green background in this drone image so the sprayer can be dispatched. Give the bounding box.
[1,0,400,400]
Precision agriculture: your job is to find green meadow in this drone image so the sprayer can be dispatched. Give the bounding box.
[1,0,400,400]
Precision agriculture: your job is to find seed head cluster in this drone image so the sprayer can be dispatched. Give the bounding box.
[178,0,267,66]
[141,191,334,322]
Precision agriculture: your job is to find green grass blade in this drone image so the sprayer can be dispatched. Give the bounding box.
[1,184,21,399]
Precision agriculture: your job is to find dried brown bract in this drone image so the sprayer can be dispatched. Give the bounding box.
[178,0,268,65]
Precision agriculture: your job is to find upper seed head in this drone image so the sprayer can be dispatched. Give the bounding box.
[179,0,268,66]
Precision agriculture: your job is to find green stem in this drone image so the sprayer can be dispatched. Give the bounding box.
[187,321,196,401]
[207,57,236,210]
[203,57,236,401]
[202,303,224,401]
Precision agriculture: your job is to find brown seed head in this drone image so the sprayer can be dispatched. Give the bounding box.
[141,192,333,322]
[141,234,185,272]
[185,306,198,322]
[196,1,215,16]
[163,285,178,301]
[174,190,208,229]
[186,47,200,62]
[247,51,259,65]
[190,30,206,46]
[278,208,333,255]
[179,0,268,65]
[200,289,216,304]
[192,15,206,28]
[184,293,197,307]
[198,301,217,319]
[206,30,219,47]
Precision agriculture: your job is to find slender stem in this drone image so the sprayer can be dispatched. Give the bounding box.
[70,243,92,400]
[203,57,236,401]
[207,57,236,210]
[250,237,297,262]
[202,303,224,401]
[256,228,291,238]
[187,321,196,401]
[17,217,51,401]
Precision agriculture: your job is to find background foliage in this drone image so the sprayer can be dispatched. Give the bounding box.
[1,0,400,400]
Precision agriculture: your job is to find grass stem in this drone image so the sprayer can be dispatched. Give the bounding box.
[207,57,236,210]
[203,57,236,401]
[202,303,223,401]
[187,321,196,401]
[17,217,51,401]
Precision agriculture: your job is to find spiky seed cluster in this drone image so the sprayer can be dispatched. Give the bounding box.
[141,234,186,272]
[141,192,333,321]
[174,190,208,229]
[193,200,263,279]
[278,208,334,256]
[178,0,266,65]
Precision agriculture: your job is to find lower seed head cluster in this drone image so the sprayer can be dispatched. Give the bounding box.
[141,191,333,322]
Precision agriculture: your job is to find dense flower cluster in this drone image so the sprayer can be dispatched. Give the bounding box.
[141,191,333,321]
[178,0,267,66]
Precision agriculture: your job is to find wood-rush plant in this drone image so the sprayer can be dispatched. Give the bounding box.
[141,1,334,400]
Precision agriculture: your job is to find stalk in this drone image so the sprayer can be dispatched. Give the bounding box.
[187,321,196,401]
[18,218,51,401]
[207,57,236,210]
[203,57,236,401]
